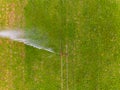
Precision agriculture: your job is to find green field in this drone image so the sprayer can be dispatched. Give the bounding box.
[1,0,120,90]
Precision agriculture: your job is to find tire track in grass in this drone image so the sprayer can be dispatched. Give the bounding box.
[60,40,64,90]
[65,43,69,90]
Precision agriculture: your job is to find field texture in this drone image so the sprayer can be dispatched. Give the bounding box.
[1,0,120,90]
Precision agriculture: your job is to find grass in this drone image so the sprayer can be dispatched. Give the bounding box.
[1,0,120,90]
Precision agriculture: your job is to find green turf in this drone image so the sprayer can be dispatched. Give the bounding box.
[1,0,120,90]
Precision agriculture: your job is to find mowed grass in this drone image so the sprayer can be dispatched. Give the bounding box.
[1,0,120,90]
[0,1,26,90]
